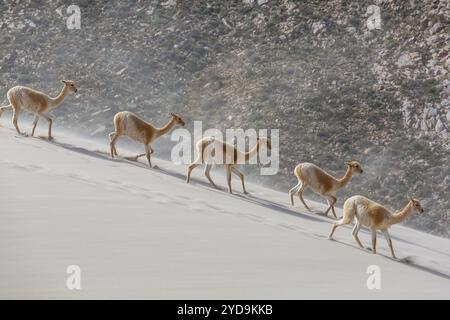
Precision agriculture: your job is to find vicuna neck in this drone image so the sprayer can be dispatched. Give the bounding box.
[390,201,414,225]
[337,166,353,189]
[244,142,260,162]
[50,85,69,107]
[155,117,177,138]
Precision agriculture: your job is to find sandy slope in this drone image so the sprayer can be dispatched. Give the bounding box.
[0,122,449,299]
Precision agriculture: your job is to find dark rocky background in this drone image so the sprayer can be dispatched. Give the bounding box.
[0,0,448,236]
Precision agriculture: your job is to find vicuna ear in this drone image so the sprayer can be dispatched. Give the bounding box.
[61,80,67,84]
[345,161,351,166]
[170,112,175,117]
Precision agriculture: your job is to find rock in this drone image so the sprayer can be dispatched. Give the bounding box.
[397,53,414,67]
[427,107,437,118]
[429,22,444,34]
[444,175,450,185]
[397,52,421,67]
[116,67,127,76]
[445,57,450,70]
[435,118,444,132]
[161,0,176,8]
[311,21,325,35]
[346,26,356,34]
[283,1,297,13]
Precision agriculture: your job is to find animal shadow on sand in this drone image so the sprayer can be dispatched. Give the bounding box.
[35,137,450,280]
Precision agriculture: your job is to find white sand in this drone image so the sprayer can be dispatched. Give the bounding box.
[0,122,449,299]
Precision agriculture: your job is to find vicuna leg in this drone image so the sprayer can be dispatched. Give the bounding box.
[31,115,39,137]
[371,228,377,254]
[297,186,310,210]
[289,182,301,206]
[324,195,337,218]
[132,147,154,161]
[231,167,247,193]
[0,104,12,119]
[204,164,217,188]
[145,144,152,168]
[330,201,337,218]
[109,132,119,157]
[352,220,364,249]
[12,106,23,135]
[326,198,338,218]
[186,157,201,183]
[225,165,232,194]
[38,113,52,139]
[328,215,352,239]
[382,229,396,259]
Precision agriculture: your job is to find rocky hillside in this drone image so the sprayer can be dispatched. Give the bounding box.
[0,0,449,236]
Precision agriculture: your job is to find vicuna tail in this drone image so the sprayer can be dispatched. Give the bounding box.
[341,198,357,224]
[0,104,12,118]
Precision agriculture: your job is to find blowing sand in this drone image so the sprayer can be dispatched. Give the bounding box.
[0,122,449,299]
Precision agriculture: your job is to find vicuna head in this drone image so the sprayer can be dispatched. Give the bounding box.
[257,137,272,150]
[409,196,424,214]
[61,80,78,93]
[170,112,185,126]
[345,160,363,174]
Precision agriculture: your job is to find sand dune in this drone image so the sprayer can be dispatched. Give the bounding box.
[0,122,449,299]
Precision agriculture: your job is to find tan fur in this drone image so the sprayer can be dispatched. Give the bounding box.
[186,137,271,194]
[0,80,78,139]
[328,195,424,259]
[312,167,334,194]
[289,161,363,218]
[109,111,185,168]
[367,202,388,228]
